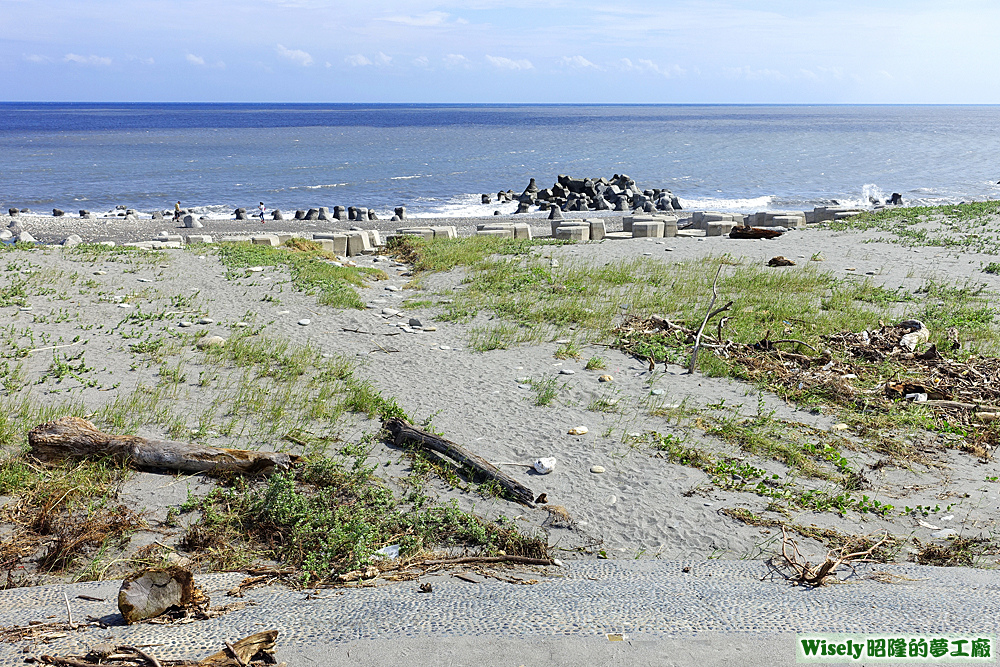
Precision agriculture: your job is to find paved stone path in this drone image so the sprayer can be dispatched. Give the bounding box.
[2,560,999,666]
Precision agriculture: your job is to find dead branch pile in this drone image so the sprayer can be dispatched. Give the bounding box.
[769,526,890,587]
[24,630,283,666]
[615,316,1000,424]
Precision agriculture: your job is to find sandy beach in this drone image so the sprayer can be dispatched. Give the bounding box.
[3,204,1000,664]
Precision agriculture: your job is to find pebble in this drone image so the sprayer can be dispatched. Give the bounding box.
[385,285,401,292]
[643,252,653,256]
[382,308,400,317]
[568,426,589,435]
[865,271,876,276]
[18,306,32,312]
[198,317,214,325]
[607,495,617,505]
[598,375,613,383]
[559,369,576,375]
[931,529,958,538]
[651,389,665,396]
[178,321,193,327]
[831,423,849,431]
[249,266,265,273]
[137,278,152,282]
[439,345,451,350]
[94,270,107,275]
[408,317,422,327]
[516,377,531,383]
[664,247,674,252]
[518,384,531,390]
[590,465,606,474]
[555,339,571,344]
[235,321,250,327]
[118,303,132,309]
[298,319,311,326]
[422,325,437,332]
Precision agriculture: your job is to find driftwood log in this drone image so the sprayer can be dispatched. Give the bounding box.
[384,419,535,506]
[730,226,784,240]
[28,416,299,474]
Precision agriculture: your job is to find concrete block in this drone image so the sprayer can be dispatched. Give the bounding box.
[588,219,606,241]
[430,225,457,239]
[660,215,679,238]
[477,228,514,239]
[274,234,294,244]
[632,221,663,238]
[397,228,435,241]
[706,221,736,237]
[367,230,383,247]
[512,223,532,240]
[220,236,252,244]
[346,231,373,256]
[604,231,633,240]
[622,215,634,233]
[185,235,214,244]
[155,233,184,243]
[770,215,805,229]
[555,225,589,241]
[252,235,280,247]
[552,218,583,236]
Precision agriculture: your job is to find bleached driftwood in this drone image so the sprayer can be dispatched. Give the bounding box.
[28,416,298,474]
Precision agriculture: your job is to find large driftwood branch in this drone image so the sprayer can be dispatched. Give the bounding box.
[384,419,535,506]
[28,417,299,474]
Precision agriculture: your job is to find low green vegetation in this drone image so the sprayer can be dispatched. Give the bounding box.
[216,239,387,310]
[825,201,1000,253]
[180,453,547,583]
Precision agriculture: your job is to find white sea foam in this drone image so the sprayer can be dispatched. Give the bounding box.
[676,195,774,213]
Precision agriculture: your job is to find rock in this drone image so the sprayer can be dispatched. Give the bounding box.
[651,389,664,396]
[317,206,330,221]
[294,210,306,220]
[382,308,400,317]
[522,177,539,196]
[394,206,406,221]
[568,426,588,435]
[598,375,613,383]
[333,205,346,220]
[408,317,422,327]
[17,231,35,243]
[178,321,193,327]
[559,369,575,375]
[590,465,605,474]
[8,208,18,216]
[53,208,65,217]
[298,318,311,326]
[118,567,196,624]
[198,317,214,325]
[548,206,563,221]
[62,234,83,247]
[196,335,226,349]
[305,208,319,220]
[235,208,247,220]
[482,194,492,204]
[515,200,531,214]
[272,209,284,220]
[79,209,90,217]
[151,210,163,220]
[368,209,378,221]
[767,256,796,267]
[0,229,10,240]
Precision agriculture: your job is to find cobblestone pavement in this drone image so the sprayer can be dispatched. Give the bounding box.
[2,560,999,666]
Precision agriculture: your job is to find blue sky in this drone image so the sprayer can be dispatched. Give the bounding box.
[2,0,998,103]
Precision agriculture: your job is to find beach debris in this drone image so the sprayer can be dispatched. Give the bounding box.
[28,416,300,474]
[729,226,784,240]
[375,544,401,560]
[384,418,535,505]
[598,374,613,383]
[118,566,197,624]
[534,493,548,504]
[769,526,890,587]
[419,582,433,593]
[767,256,795,267]
[533,457,557,474]
[897,319,930,351]
[567,426,588,435]
[688,265,733,374]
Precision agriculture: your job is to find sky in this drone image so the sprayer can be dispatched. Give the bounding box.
[2,0,999,103]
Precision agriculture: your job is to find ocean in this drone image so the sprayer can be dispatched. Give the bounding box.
[2,103,999,219]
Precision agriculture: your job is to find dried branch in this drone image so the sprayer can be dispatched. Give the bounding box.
[688,265,732,374]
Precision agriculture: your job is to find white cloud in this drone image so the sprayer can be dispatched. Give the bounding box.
[64,53,112,66]
[346,54,372,67]
[186,53,206,66]
[728,66,786,81]
[619,58,683,77]
[128,55,155,66]
[276,44,313,66]
[325,61,332,68]
[559,55,600,70]
[412,55,430,68]
[485,55,533,70]
[380,11,452,27]
[444,54,471,68]
[24,54,52,64]
[375,52,392,65]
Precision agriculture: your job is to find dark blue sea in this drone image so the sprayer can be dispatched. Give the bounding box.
[2,103,999,219]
